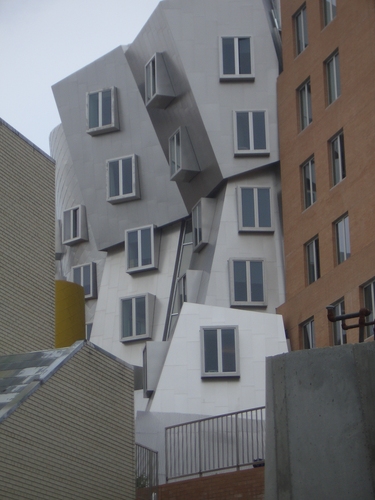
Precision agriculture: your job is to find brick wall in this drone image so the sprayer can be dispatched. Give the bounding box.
[0,120,55,354]
[151,468,264,500]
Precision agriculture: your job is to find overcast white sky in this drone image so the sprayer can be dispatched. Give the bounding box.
[0,0,161,154]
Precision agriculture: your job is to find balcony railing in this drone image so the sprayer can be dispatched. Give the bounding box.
[136,443,158,499]
[165,407,265,482]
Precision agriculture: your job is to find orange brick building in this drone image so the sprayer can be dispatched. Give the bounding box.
[277,0,375,349]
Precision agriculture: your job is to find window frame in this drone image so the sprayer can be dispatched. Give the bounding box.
[305,236,320,284]
[301,317,315,349]
[335,214,350,264]
[323,0,336,26]
[120,293,155,343]
[200,326,240,378]
[331,299,347,345]
[86,87,119,136]
[330,131,346,186]
[233,110,269,156]
[294,5,308,56]
[326,51,341,105]
[219,36,254,81]
[125,225,158,274]
[72,262,97,300]
[298,79,312,130]
[237,186,273,232]
[106,154,140,204]
[62,205,88,246]
[229,258,266,307]
[363,279,375,339]
[169,128,182,179]
[145,56,157,105]
[301,157,316,209]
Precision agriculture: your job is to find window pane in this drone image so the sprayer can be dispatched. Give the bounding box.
[193,204,202,247]
[335,55,341,97]
[241,188,255,228]
[364,284,375,337]
[122,157,133,195]
[175,131,181,169]
[128,230,139,268]
[222,38,235,75]
[82,265,91,295]
[109,161,119,197]
[258,188,271,227]
[101,89,112,126]
[221,329,236,372]
[336,219,346,263]
[307,240,319,283]
[234,260,247,302]
[303,320,315,348]
[141,228,152,266]
[333,301,346,345]
[73,267,81,286]
[170,136,176,175]
[237,112,250,150]
[135,296,146,336]
[238,37,251,74]
[250,261,264,302]
[88,93,99,129]
[122,299,133,338]
[72,208,78,238]
[253,112,266,150]
[63,210,71,241]
[303,159,316,208]
[204,330,219,373]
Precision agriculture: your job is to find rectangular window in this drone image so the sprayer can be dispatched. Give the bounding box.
[106,155,140,203]
[125,225,157,273]
[326,52,341,105]
[234,111,268,156]
[191,198,215,252]
[306,237,320,284]
[332,299,347,345]
[298,80,312,130]
[201,327,240,378]
[62,205,88,246]
[237,187,272,231]
[72,262,97,299]
[302,157,316,209]
[363,281,375,338]
[220,37,253,81]
[335,214,350,264]
[295,5,308,55]
[302,318,315,349]
[145,56,156,104]
[331,132,346,185]
[229,259,265,306]
[323,0,336,26]
[192,202,202,250]
[169,129,181,178]
[87,87,119,136]
[120,293,155,342]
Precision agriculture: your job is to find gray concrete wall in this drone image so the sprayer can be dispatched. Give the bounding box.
[265,342,375,499]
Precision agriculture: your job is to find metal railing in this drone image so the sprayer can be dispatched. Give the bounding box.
[135,443,158,499]
[165,407,265,481]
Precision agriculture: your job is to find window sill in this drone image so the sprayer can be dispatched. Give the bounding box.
[220,75,255,83]
[234,150,270,158]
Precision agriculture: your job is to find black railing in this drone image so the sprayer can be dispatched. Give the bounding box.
[135,443,158,499]
[165,407,265,481]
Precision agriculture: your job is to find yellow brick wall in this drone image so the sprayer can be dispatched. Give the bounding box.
[0,121,55,354]
[0,343,135,500]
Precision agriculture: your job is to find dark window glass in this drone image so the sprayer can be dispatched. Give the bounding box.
[109,161,120,197]
[253,112,266,150]
[73,267,81,286]
[141,228,152,266]
[238,37,251,74]
[204,330,219,373]
[222,38,235,75]
[82,265,91,295]
[122,157,133,195]
[63,210,71,241]
[122,299,133,338]
[101,89,112,126]
[242,188,255,228]
[237,112,250,150]
[128,231,139,268]
[88,93,99,129]
[135,296,146,336]
[72,208,78,238]
[250,261,264,301]
[234,260,247,302]
[221,329,236,372]
[258,188,271,227]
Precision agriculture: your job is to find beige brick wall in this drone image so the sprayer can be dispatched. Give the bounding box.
[0,120,55,354]
[0,343,135,499]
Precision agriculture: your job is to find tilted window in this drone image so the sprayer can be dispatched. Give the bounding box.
[326,52,341,105]
[306,237,320,284]
[323,0,336,26]
[192,198,216,252]
[330,131,346,185]
[298,79,312,130]
[201,326,240,378]
[106,155,140,203]
[169,129,181,178]
[72,262,97,299]
[220,37,253,81]
[168,127,200,182]
[62,205,88,246]
[120,293,155,342]
[229,259,266,307]
[295,5,308,55]
[87,87,119,136]
[302,158,316,209]
[301,318,315,349]
[335,214,350,264]
[234,111,269,156]
[237,187,272,231]
[125,225,158,274]
[145,53,175,108]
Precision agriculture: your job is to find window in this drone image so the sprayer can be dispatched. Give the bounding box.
[106,155,140,203]
[191,198,216,252]
[169,129,181,178]
[72,263,97,299]
[125,225,158,274]
[331,132,346,185]
[145,53,175,108]
[62,205,88,245]
[302,318,315,349]
[323,0,336,26]
[295,5,308,55]
[145,56,156,104]
[332,300,346,345]
[363,281,375,338]
[86,87,119,136]
[234,111,268,156]
[306,237,320,284]
[201,327,240,378]
[298,80,312,130]
[335,214,350,264]
[120,293,155,342]
[220,37,253,81]
[326,52,341,105]
[237,187,272,231]
[168,127,200,182]
[229,259,265,306]
[302,158,316,209]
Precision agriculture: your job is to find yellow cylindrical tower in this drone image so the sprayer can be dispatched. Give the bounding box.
[55,280,85,348]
